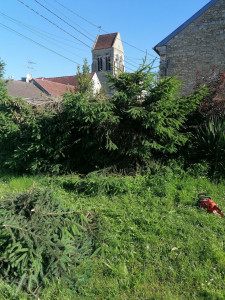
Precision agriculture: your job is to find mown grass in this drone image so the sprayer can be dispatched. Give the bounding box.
[0,166,225,299]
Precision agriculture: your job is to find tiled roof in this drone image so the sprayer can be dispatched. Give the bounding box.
[153,0,219,51]
[36,73,95,88]
[93,33,118,50]
[5,80,46,100]
[34,78,74,96]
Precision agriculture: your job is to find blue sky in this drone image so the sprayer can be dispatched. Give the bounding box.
[0,0,212,79]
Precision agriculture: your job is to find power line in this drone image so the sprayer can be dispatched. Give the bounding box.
[125,58,144,68]
[54,0,99,29]
[124,66,136,72]
[34,1,151,69]
[2,3,148,73]
[0,22,80,65]
[125,60,139,69]
[126,56,155,61]
[0,13,136,73]
[43,0,96,39]
[53,0,160,60]
[16,0,92,49]
[0,12,89,58]
[2,13,90,47]
[16,0,158,70]
[0,18,136,73]
[32,0,95,42]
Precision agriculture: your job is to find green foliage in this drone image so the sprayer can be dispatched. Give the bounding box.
[105,64,208,166]
[76,58,93,95]
[0,97,33,169]
[107,63,155,98]
[194,70,225,118]
[0,188,95,296]
[59,92,118,172]
[1,169,225,299]
[0,79,8,102]
[0,58,5,78]
[62,169,225,300]
[0,58,8,101]
[0,97,55,173]
[189,116,225,178]
[0,61,208,174]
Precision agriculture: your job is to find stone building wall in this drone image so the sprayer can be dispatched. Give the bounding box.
[156,0,225,95]
[92,33,124,94]
[92,48,114,94]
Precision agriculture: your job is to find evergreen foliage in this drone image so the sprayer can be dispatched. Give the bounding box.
[0,61,208,174]
[0,96,61,173]
[0,58,8,100]
[76,58,93,95]
[0,187,95,295]
[0,58,5,78]
[0,80,8,101]
[105,65,208,166]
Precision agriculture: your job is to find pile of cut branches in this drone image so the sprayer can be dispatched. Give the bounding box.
[0,186,95,296]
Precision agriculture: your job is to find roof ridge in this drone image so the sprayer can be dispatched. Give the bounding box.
[153,0,219,51]
[93,32,118,50]
[98,32,118,37]
[36,75,76,80]
[35,78,74,87]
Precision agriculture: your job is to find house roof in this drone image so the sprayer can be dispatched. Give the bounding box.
[153,0,219,52]
[93,33,118,50]
[34,78,74,96]
[5,80,46,100]
[36,73,95,88]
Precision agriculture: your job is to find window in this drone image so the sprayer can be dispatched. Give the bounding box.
[98,57,102,71]
[106,56,111,71]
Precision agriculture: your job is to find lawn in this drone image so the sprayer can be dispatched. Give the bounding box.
[0,166,225,299]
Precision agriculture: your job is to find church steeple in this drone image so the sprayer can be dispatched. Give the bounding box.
[92,32,124,93]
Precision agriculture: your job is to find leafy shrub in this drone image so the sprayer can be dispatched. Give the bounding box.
[195,69,225,110]
[189,116,225,178]
[182,71,225,176]
[191,70,225,122]
[0,188,95,295]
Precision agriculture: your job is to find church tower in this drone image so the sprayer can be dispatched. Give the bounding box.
[92,32,124,94]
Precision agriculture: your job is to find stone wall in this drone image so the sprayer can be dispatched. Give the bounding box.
[92,33,124,94]
[157,0,225,95]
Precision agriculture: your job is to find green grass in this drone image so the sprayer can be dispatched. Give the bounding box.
[0,167,225,299]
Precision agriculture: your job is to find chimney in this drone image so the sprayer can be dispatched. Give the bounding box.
[26,73,32,83]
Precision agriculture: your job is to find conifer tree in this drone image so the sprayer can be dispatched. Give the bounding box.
[0,58,5,78]
[76,58,93,95]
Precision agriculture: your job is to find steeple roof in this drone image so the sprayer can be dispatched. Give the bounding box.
[93,33,118,50]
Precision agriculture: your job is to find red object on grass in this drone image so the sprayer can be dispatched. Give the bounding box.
[198,194,223,216]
